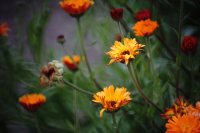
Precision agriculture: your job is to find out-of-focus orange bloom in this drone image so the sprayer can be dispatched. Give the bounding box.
[132,19,159,37]
[59,0,94,17]
[165,114,200,133]
[19,93,46,111]
[92,85,131,118]
[0,23,9,37]
[161,96,189,119]
[62,55,80,72]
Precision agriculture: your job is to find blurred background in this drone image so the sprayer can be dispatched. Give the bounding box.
[0,0,200,132]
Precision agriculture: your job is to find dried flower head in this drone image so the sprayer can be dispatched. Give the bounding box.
[19,93,46,111]
[181,36,198,55]
[59,0,94,17]
[110,8,123,21]
[132,19,159,37]
[62,55,80,72]
[106,38,145,65]
[92,85,131,118]
[40,60,63,86]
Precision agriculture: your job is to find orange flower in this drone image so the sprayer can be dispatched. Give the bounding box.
[0,23,9,37]
[165,114,200,133]
[62,55,80,72]
[186,101,200,118]
[132,19,159,37]
[92,85,131,118]
[106,38,145,65]
[19,93,46,111]
[59,0,94,17]
[161,96,189,119]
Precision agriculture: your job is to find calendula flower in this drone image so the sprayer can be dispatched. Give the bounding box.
[186,101,200,118]
[40,60,63,86]
[106,38,145,65]
[132,19,159,37]
[161,96,189,119]
[110,8,123,21]
[62,55,80,72]
[0,23,9,37]
[165,114,200,133]
[59,0,94,17]
[19,93,46,111]
[135,9,151,21]
[181,36,198,55]
[92,85,131,118]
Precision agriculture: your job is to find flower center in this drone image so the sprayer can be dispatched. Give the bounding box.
[110,101,117,107]
[121,50,130,55]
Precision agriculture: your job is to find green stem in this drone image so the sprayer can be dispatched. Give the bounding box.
[111,113,120,133]
[35,114,41,133]
[62,79,93,96]
[76,17,102,90]
[117,22,124,38]
[127,63,162,112]
[73,89,78,133]
[145,37,154,75]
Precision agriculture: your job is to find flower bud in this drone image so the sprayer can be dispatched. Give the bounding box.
[135,9,151,21]
[181,36,198,55]
[110,8,123,21]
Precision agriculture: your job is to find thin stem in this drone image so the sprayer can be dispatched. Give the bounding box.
[117,22,124,38]
[127,63,162,113]
[76,17,102,90]
[145,37,154,75]
[73,89,78,133]
[62,79,93,96]
[112,113,120,133]
[35,114,41,133]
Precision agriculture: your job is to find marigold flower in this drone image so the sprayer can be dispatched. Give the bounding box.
[92,85,131,118]
[161,96,189,119]
[40,60,63,86]
[57,35,65,45]
[59,0,94,17]
[62,55,80,72]
[110,8,123,21]
[186,101,200,118]
[181,36,198,55]
[135,9,151,21]
[0,23,9,37]
[106,38,145,65]
[132,19,159,37]
[165,114,200,133]
[19,93,46,111]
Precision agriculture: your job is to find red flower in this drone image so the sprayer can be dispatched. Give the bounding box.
[181,36,198,55]
[110,8,123,21]
[114,34,122,42]
[0,23,9,37]
[135,9,151,21]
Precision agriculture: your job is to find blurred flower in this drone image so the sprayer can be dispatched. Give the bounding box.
[135,9,151,21]
[181,36,198,55]
[132,19,159,37]
[92,85,131,118]
[57,35,65,45]
[40,60,63,86]
[106,38,145,65]
[0,23,9,37]
[59,0,94,17]
[114,34,122,42]
[161,96,189,119]
[165,114,200,133]
[186,101,200,118]
[19,93,46,111]
[110,8,123,21]
[62,55,80,72]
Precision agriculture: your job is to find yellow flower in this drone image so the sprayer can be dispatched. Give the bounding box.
[92,85,131,118]
[165,114,200,133]
[59,0,94,17]
[106,38,145,65]
[19,93,46,111]
[132,19,159,37]
[162,96,189,119]
[62,55,80,72]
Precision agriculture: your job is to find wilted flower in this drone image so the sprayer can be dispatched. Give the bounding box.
[62,55,80,72]
[181,36,198,55]
[135,9,151,21]
[0,23,9,37]
[57,35,65,45]
[161,96,189,119]
[92,85,131,118]
[40,60,63,86]
[59,0,94,17]
[106,38,145,65]
[132,19,159,37]
[165,114,200,133]
[110,8,123,21]
[19,93,46,111]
